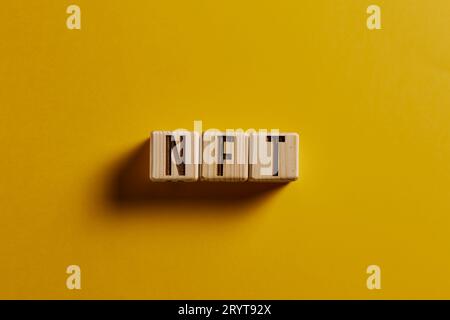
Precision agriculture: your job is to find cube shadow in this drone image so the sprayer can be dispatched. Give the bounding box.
[107,139,287,207]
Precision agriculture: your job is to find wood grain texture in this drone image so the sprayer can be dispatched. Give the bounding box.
[150,131,200,182]
[249,132,299,182]
[201,131,248,182]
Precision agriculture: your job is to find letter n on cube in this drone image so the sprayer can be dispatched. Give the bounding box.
[150,131,200,181]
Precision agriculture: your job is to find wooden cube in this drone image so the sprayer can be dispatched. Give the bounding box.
[249,132,299,182]
[201,130,248,181]
[150,130,200,182]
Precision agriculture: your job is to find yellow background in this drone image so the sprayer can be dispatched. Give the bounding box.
[1,0,450,299]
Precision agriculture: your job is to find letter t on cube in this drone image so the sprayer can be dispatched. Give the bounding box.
[249,132,299,182]
[150,130,200,181]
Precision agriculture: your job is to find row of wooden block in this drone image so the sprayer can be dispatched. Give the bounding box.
[149,130,299,182]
